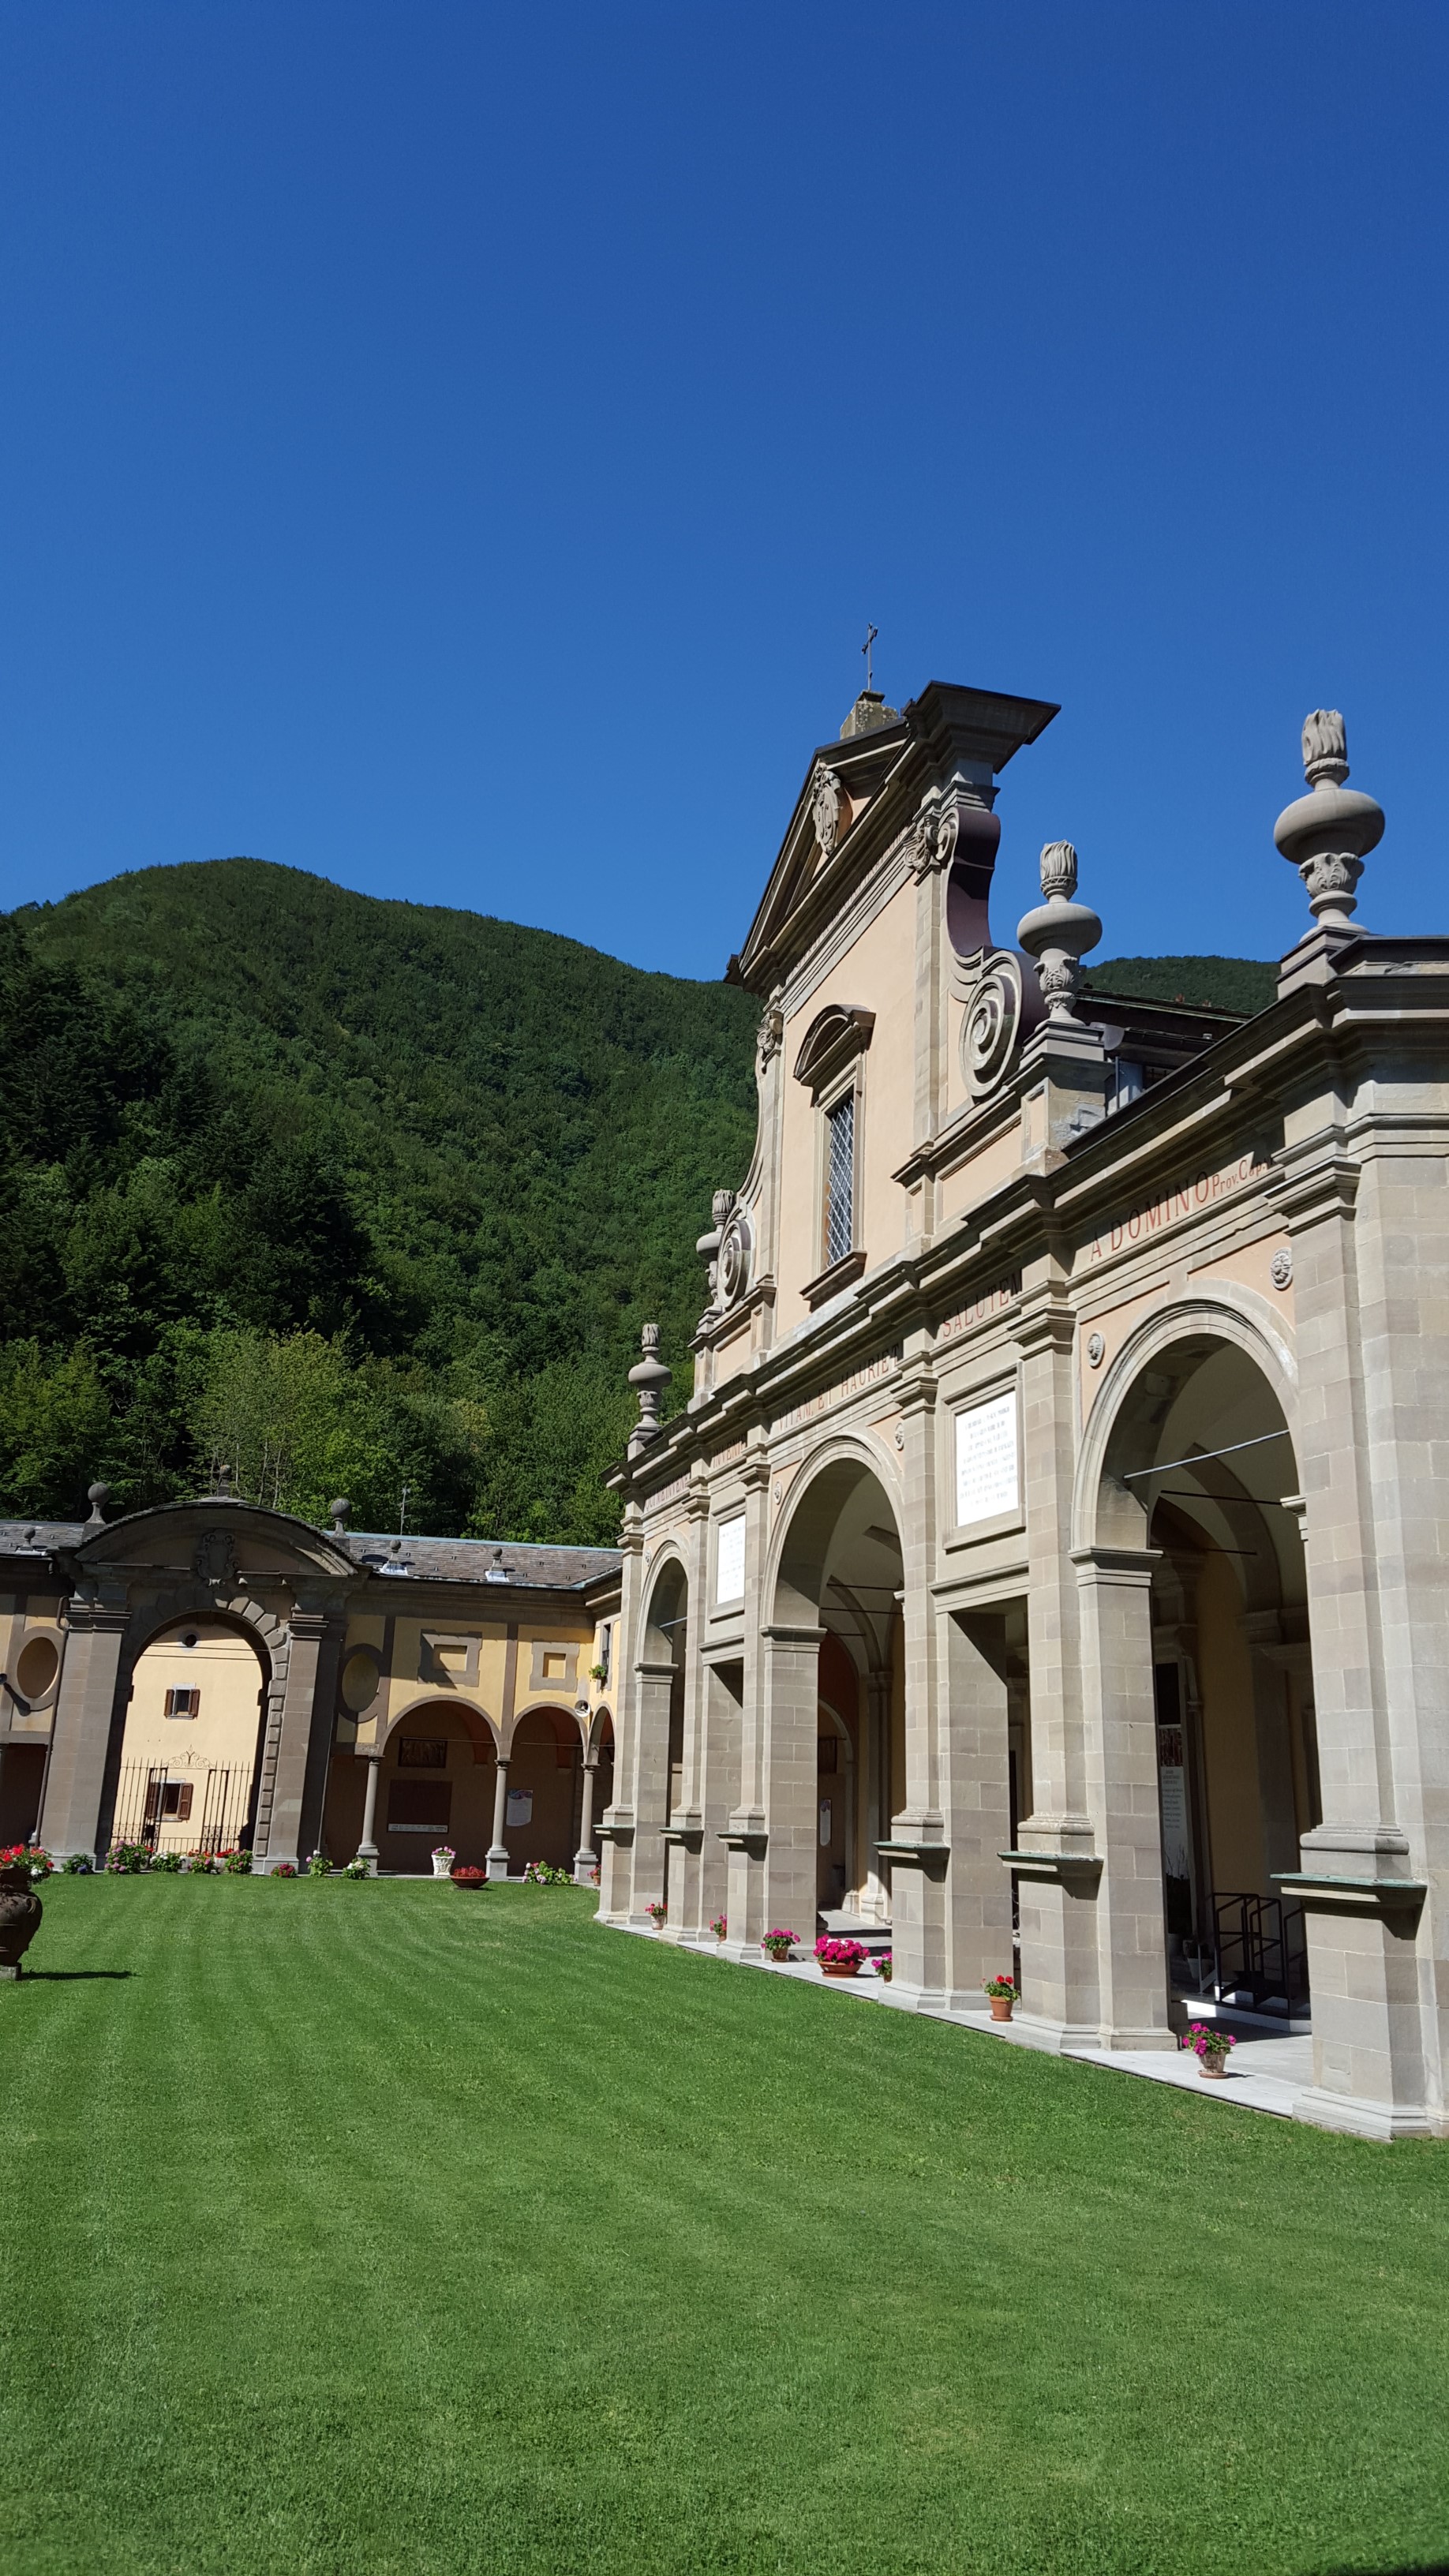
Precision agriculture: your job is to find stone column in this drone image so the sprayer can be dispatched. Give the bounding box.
[1074,1545,1173,2050]
[38,1601,129,1863]
[756,1623,822,1941]
[936,1613,1015,2009]
[574,1759,600,1885]
[626,1661,673,1926]
[356,1754,382,1876]
[723,1447,773,1953]
[597,1503,643,1926]
[888,1358,953,2009]
[1015,1295,1102,2047]
[253,1608,343,1870]
[486,1758,511,1880]
[1278,1139,1437,2136]
[663,1474,713,1940]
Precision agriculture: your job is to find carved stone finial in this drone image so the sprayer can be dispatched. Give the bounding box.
[811,765,844,859]
[756,991,784,1071]
[1301,708,1348,787]
[1017,842,1103,1022]
[329,1498,350,1535]
[83,1481,110,1533]
[1275,707,1383,939]
[627,1324,672,1458]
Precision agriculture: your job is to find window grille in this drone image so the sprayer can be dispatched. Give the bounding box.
[164,1687,201,1719]
[822,1091,855,1267]
[398,1736,448,1769]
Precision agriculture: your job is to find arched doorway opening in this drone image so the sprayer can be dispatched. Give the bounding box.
[112,1619,269,1857]
[1099,1329,1315,2024]
[638,1556,687,1920]
[772,1453,904,1934]
[369,1701,498,1873]
[577,1709,614,1881]
[507,1707,587,1873]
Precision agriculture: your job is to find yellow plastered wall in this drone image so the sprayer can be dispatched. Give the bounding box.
[119,1622,267,1849]
[778,888,916,1332]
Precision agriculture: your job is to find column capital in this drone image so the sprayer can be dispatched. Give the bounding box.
[759,1623,826,1647]
[1070,1544,1160,1583]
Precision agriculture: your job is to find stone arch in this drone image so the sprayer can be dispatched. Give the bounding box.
[504,1699,587,1759]
[640,1543,689,1661]
[379,1692,501,1758]
[766,1432,904,1926]
[766,1431,906,1628]
[1074,1295,1299,1556]
[586,1702,614,1756]
[1073,1294,1315,2013]
[103,1597,281,1858]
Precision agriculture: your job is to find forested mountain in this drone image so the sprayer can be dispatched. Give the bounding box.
[0,859,1272,1541]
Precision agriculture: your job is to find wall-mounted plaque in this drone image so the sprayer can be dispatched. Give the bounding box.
[506,1788,534,1828]
[954,1388,1020,1530]
[715,1511,746,1606]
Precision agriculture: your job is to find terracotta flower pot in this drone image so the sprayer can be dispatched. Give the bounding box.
[451,1870,485,1891]
[1198,2054,1228,2076]
[0,1865,43,1979]
[990,1997,1014,2022]
[822,1962,860,1978]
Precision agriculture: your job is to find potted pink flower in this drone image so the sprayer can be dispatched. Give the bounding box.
[874,1951,893,1983]
[645,1899,667,1928]
[1181,2021,1235,2077]
[710,1915,728,1941]
[814,1936,867,1979]
[761,1928,796,1963]
[431,1844,456,1881]
[984,1972,1020,2023]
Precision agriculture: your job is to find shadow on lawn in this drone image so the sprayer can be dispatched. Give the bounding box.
[20,1968,134,1981]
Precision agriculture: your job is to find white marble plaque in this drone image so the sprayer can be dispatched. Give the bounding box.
[818,1799,833,1848]
[954,1389,1019,1529]
[506,1788,534,1827]
[1158,1766,1189,1880]
[715,1511,746,1604]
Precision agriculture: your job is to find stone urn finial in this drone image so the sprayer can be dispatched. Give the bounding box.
[1017,842,1103,1022]
[627,1324,672,1458]
[330,1498,350,1535]
[1275,708,1383,935]
[82,1481,110,1533]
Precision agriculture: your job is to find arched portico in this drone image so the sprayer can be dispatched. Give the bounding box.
[1018,1301,1312,2051]
[717,1441,912,1957]
[108,1613,271,1858]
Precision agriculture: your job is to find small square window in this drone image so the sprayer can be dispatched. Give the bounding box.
[164,1687,200,1720]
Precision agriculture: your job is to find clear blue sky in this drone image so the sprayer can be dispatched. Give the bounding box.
[1,3,1443,979]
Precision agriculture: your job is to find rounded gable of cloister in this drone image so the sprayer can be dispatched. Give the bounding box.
[1073,1289,1301,1556]
[639,1540,690,1664]
[376,1693,501,1758]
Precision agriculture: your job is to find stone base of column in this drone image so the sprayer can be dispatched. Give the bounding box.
[1292,2087,1440,2144]
[485,1847,511,1882]
[257,1852,301,1875]
[572,1849,599,1888]
[357,1846,379,1879]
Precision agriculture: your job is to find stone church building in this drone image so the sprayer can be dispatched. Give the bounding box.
[2,674,1443,2144]
[597,679,1447,2144]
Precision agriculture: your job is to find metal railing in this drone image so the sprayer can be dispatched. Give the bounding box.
[111,1762,254,1856]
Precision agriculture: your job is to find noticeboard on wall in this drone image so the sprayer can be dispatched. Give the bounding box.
[953,1387,1020,1530]
[715,1511,746,1605]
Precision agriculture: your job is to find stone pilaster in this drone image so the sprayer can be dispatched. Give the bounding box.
[723,1447,773,1954]
[886,1358,951,2008]
[1073,1544,1173,2050]
[38,1600,129,1863]
[1015,1297,1101,2046]
[597,1503,643,1925]
[253,1607,343,1869]
[935,1612,1015,2009]
[1279,1136,1438,2134]
[663,1474,714,1939]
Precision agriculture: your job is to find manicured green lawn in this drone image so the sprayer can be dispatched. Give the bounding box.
[2,1881,1446,2576]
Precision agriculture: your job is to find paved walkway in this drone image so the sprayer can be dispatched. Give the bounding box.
[627,1926,1312,2121]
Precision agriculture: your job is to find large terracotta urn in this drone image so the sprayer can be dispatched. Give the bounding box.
[0,1863,43,1979]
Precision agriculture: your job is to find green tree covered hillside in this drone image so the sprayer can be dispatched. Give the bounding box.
[2,861,759,1540]
[0,861,1275,1541]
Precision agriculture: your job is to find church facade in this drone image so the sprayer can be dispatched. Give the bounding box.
[598,680,1449,2143]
